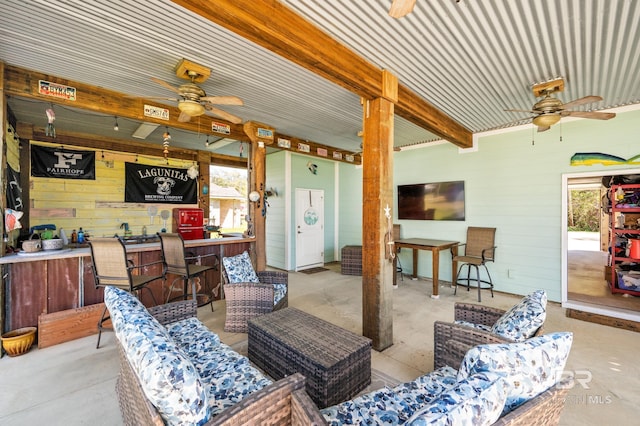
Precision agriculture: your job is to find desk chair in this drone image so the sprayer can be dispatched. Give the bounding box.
[452,227,496,302]
[89,237,164,348]
[158,233,219,311]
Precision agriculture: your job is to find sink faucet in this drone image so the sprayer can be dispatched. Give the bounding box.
[120,222,132,238]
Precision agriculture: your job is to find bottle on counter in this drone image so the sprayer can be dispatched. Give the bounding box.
[77,228,85,244]
[71,229,77,244]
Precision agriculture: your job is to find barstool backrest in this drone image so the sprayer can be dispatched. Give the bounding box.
[158,233,189,276]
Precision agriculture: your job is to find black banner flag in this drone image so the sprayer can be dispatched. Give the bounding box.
[31,145,95,179]
[124,162,197,204]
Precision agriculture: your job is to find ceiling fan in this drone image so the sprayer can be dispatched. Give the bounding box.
[504,78,616,132]
[146,59,244,124]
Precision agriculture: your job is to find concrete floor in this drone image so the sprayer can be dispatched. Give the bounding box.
[1,265,638,425]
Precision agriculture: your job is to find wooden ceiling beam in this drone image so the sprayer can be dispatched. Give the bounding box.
[172,0,473,148]
[29,126,247,168]
[3,64,250,142]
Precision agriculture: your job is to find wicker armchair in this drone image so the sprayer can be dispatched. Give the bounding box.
[434,302,544,370]
[222,266,288,333]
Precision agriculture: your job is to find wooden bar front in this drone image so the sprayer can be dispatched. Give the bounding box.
[0,237,254,346]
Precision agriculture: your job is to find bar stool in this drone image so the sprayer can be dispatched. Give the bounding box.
[89,237,164,348]
[158,232,219,311]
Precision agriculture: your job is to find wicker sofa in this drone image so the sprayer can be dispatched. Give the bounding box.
[106,286,571,425]
[105,285,325,425]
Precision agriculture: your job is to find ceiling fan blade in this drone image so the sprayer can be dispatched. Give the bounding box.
[500,115,536,127]
[178,111,192,122]
[204,104,242,124]
[562,110,616,120]
[389,0,416,18]
[124,95,178,101]
[561,95,603,110]
[200,96,244,106]
[504,108,537,114]
[151,77,181,94]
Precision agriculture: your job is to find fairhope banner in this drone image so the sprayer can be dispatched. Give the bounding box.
[31,145,95,179]
[124,162,197,204]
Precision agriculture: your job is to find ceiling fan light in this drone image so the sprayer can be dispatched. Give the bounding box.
[178,100,205,116]
[532,113,561,128]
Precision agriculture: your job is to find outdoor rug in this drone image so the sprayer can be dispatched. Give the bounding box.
[299,267,329,274]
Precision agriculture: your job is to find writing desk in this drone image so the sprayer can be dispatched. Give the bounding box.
[393,238,459,298]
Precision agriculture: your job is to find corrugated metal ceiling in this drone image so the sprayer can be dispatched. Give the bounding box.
[1,0,639,154]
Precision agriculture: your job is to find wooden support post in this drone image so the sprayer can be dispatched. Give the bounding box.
[197,150,211,220]
[362,90,395,350]
[249,141,267,270]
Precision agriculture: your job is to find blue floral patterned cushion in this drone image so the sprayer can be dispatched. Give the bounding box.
[454,320,492,332]
[104,286,209,426]
[273,283,287,306]
[189,342,273,416]
[457,332,573,414]
[392,366,458,413]
[223,251,260,283]
[405,372,507,426]
[166,317,221,357]
[491,290,547,342]
[321,366,458,425]
[321,387,413,425]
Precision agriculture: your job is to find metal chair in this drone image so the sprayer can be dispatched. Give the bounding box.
[452,227,497,302]
[157,232,219,311]
[393,224,404,282]
[89,237,164,348]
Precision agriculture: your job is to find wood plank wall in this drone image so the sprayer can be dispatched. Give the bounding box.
[28,141,198,241]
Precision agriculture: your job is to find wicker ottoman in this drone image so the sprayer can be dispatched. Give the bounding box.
[248,307,372,408]
[341,245,362,276]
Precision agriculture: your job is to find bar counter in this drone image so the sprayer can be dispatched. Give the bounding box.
[1,236,255,342]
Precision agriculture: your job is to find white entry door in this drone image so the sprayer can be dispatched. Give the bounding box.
[295,188,324,270]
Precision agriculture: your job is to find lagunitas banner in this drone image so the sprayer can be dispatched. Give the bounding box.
[31,145,95,179]
[125,162,197,204]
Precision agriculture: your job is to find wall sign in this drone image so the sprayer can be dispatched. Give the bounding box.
[143,104,170,120]
[38,80,76,101]
[31,145,95,179]
[125,162,196,204]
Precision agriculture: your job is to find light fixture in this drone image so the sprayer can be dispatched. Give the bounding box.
[178,100,206,117]
[248,191,261,202]
[113,116,119,131]
[132,122,159,139]
[532,113,561,128]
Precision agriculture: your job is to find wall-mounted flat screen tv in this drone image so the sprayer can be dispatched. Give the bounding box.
[397,181,465,221]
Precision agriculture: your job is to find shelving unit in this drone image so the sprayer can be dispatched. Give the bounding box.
[608,183,640,296]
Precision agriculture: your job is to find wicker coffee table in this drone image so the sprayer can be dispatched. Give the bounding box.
[248,307,372,408]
